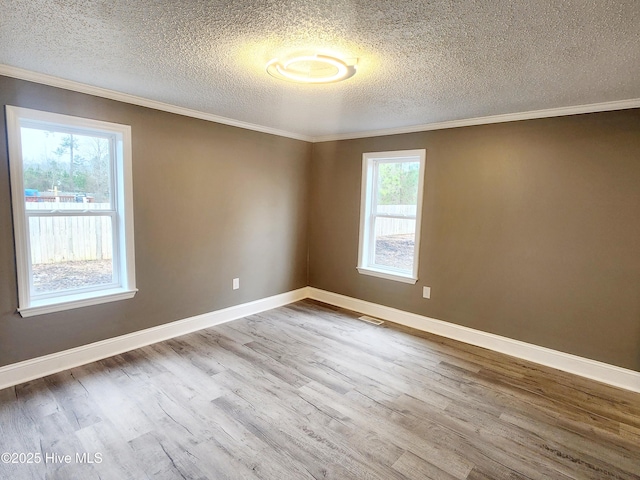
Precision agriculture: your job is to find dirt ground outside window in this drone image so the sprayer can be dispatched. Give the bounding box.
[32,260,113,293]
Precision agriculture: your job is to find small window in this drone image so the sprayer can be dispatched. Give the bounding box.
[357,149,425,284]
[6,106,136,317]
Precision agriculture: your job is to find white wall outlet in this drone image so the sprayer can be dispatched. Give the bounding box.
[233,278,240,290]
[422,286,431,299]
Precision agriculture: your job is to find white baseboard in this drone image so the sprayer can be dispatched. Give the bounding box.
[308,288,640,393]
[0,288,309,391]
[3,286,638,394]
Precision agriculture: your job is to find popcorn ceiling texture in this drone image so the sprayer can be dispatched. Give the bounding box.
[1,0,639,137]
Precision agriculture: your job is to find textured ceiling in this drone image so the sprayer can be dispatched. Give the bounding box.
[1,0,639,139]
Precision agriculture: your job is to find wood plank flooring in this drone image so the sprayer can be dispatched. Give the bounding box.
[1,299,639,479]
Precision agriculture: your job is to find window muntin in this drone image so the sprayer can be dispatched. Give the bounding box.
[358,150,425,284]
[6,106,136,317]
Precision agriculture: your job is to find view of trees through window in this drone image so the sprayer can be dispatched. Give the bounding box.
[373,161,420,272]
[7,105,136,315]
[21,127,111,203]
[20,127,115,295]
[376,161,420,205]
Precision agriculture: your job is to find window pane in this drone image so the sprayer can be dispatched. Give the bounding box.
[21,127,112,211]
[376,161,420,211]
[29,215,114,294]
[373,217,416,272]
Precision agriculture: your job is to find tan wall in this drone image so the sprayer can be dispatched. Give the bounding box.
[2,75,639,374]
[0,76,311,367]
[309,110,640,371]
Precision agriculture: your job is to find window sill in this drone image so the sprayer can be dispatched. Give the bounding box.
[356,267,418,284]
[18,288,138,318]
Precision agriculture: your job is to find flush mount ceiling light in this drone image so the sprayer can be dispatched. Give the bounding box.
[266,54,357,84]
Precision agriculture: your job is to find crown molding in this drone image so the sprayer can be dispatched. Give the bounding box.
[311,98,640,142]
[0,64,313,142]
[2,64,639,144]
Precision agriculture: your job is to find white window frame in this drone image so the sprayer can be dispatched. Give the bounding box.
[357,149,426,284]
[6,106,137,317]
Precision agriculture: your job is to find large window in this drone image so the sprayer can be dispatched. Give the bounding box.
[6,106,136,317]
[357,149,425,284]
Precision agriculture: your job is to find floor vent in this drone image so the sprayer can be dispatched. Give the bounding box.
[358,315,384,325]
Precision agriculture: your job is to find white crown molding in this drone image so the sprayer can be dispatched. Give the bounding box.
[0,287,309,391]
[311,98,640,142]
[3,64,639,145]
[0,64,313,142]
[307,288,640,393]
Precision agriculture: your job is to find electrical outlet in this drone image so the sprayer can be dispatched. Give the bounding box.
[422,286,431,299]
[233,278,240,290]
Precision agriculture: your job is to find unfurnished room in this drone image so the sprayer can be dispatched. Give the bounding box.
[0,1,639,479]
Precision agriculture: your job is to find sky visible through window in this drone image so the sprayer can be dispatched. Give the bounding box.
[373,160,420,272]
[19,127,115,294]
[20,127,111,203]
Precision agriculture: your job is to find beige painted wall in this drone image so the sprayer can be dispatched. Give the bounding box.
[0,76,311,367]
[2,75,638,373]
[309,110,640,371]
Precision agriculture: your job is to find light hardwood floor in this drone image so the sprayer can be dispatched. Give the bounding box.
[1,300,639,479]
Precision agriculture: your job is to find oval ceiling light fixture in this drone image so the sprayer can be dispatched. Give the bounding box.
[266,54,357,84]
